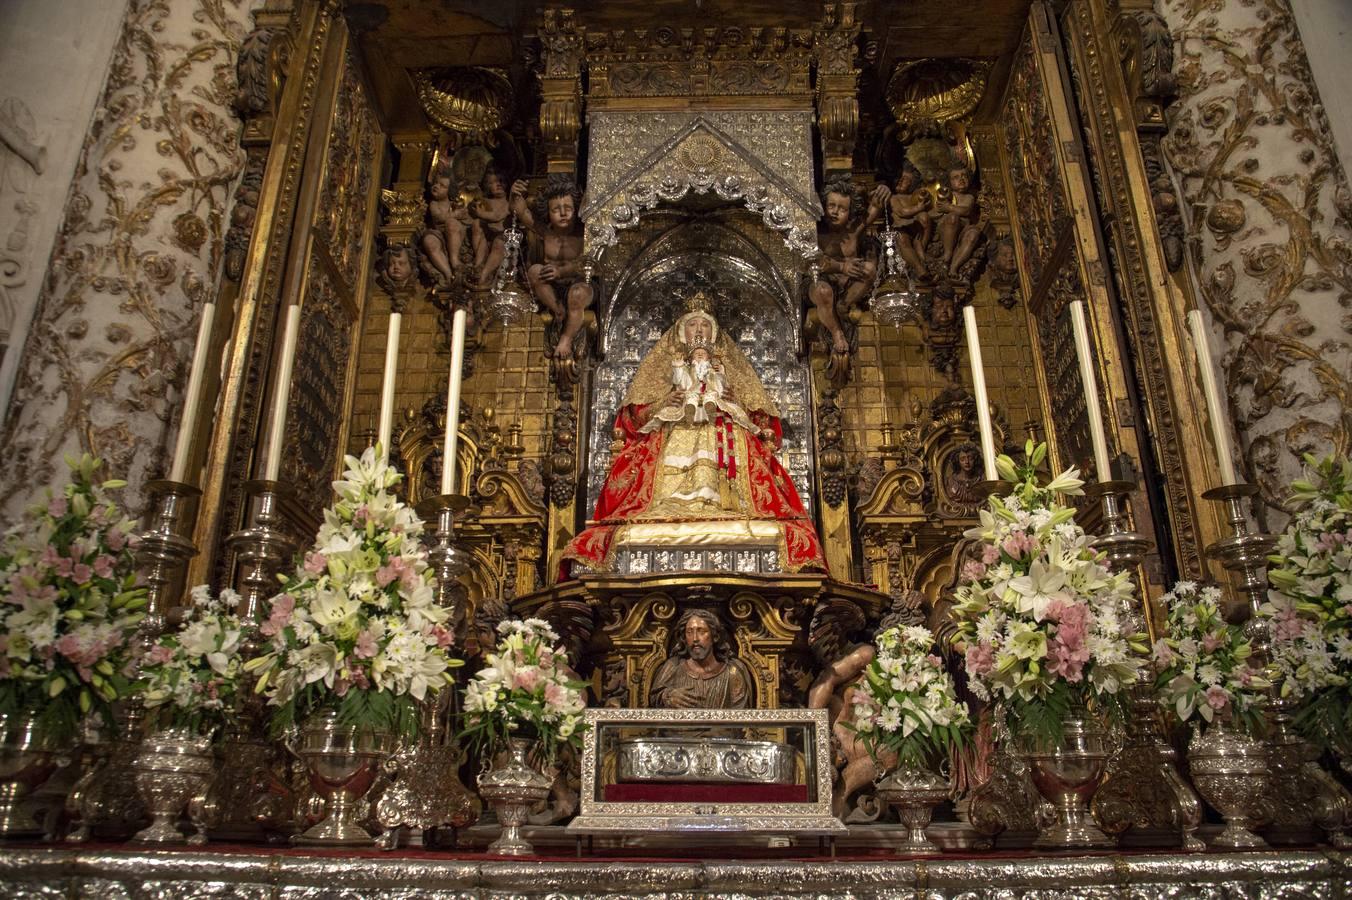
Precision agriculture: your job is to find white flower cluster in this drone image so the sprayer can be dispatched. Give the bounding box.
[243,448,459,727]
[848,625,969,764]
[0,454,146,738]
[1154,581,1268,729]
[463,618,587,760]
[952,480,1145,708]
[135,586,246,725]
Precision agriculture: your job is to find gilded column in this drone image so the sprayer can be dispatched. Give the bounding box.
[0,0,257,518]
[1160,0,1352,525]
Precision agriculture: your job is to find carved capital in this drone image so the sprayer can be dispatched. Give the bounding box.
[1113,9,1176,132]
[814,2,861,172]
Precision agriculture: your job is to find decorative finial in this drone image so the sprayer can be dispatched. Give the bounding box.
[684,291,714,315]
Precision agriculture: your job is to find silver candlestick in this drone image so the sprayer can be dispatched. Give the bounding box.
[226,479,298,621]
[1202,483,1275,654]
[135,479,203,640]
[416,493,474,633]
[1085,480,1206,851]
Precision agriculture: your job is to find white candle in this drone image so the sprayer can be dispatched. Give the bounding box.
[440,308,468,494]
[168,301,216,483]
[377,310,402,458]
[262,302,303,482]
[1069,300,1114,482]
[962,305,998,480]
[1188,308,1239,485]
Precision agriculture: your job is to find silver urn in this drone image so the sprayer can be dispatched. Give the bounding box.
[875,762,950,854]
[131,727,215,844]
[478,736,551,856]
[0,712,66,838]
[1023,716,1113,849]
[293,711,394,846]
[1188,722,1270,849]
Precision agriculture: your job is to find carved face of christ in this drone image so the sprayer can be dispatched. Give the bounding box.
[685,615,714,662]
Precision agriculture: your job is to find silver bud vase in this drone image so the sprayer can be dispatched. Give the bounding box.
[131,726,215,844]
[478,736,551,856]
[293,711,394,846]
[875,762,950,854]
[0,712,67,838]
[1188,721,1270,850]
[1023,716,1113,849]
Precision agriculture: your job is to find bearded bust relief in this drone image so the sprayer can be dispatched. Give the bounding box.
[649,609,754,710]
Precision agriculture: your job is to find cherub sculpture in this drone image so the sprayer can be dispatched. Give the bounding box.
[376,242,422,297]
[418,163,472,287]
[812,176,889,355]
[509,175,593,359]
[935,166,985,277]
[887,163,933,279]
[470,165,512,289]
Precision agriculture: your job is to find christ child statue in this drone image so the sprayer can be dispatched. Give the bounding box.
[887,163,933,278]
[510,176,593,359]
[936,166,985,276]
[470,166,512,289]
[812,177,889,354]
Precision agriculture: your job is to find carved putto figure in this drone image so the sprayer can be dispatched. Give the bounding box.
[510,175,592,359]
[418,162,472,287]
[886,162,933,279]
[812,176,889,355]
[936,166,985,276]
[649,609,753,710]
[376,242,422,296]
[470,165,512,289]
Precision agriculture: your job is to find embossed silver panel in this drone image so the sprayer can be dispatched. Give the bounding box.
[617,737,797,785]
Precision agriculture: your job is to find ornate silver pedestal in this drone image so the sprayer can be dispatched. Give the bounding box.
[374,494,480,850]
[479,737,552,856]
[875,764,949,855]
[1189,723,1270,850]
[131,729,214,845]
[1086,481,1205,850]
[135,479,202,638]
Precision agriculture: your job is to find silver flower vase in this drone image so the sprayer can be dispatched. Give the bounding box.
[293,712,394,846]
[0,712,66,838]
[1024,716,1113,849]
[478,737,551,856]
[131,727,215,844]
[875,762,950,854]
[1188,721,1270,850]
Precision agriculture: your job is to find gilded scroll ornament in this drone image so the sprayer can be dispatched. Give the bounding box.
[413,68,513,148]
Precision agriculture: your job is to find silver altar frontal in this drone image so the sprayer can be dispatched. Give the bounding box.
[568,707,846,838]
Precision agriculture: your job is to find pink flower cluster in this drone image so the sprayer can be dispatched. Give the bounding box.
[375,556,420,592]
[54,628,124,682]
[1045,599,1091,682]
[965,642,995,676]
[260,594,295,637]
[1311,528,1352,553]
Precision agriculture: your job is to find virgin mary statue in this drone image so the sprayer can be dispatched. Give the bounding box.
[562,293,827,575]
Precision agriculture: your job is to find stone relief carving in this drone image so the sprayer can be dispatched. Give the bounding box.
[0,0,253,519]
[0,97,46,365]
[1161,0,1352,525]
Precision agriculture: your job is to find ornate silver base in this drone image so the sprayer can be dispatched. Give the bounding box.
[1025,719,1113,850]
[292,714,394,847]
[131,729,214,845]
[479,738,552,856]
[875,764,949,855]
[1189,724,1270,851]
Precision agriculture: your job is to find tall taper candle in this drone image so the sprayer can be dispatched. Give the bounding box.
[962,305,998,480]
[1069,300,1113,482]
[441,308,468,494]
[377,310,402,458]
[262,302,303,482]
[1187,308,1239,485]
[168,301,216,483]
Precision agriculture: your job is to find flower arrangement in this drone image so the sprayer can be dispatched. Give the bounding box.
[462,618,588,765]
[0,455,147,743]
[242,448,461,737]
[133,585,246,732]
[950,442,1148,748]
[1153,580,1268,734]
[845,625,970,768]
[1261,453,1352,754]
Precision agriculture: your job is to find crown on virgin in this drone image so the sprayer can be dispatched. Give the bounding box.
[684,292,715,315]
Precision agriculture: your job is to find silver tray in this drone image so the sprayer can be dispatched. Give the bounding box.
[616,736,797,784]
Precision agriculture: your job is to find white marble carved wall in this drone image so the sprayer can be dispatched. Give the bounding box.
[0,0,131,416]
[1161,0,1352,525]
[0,0,258,519]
